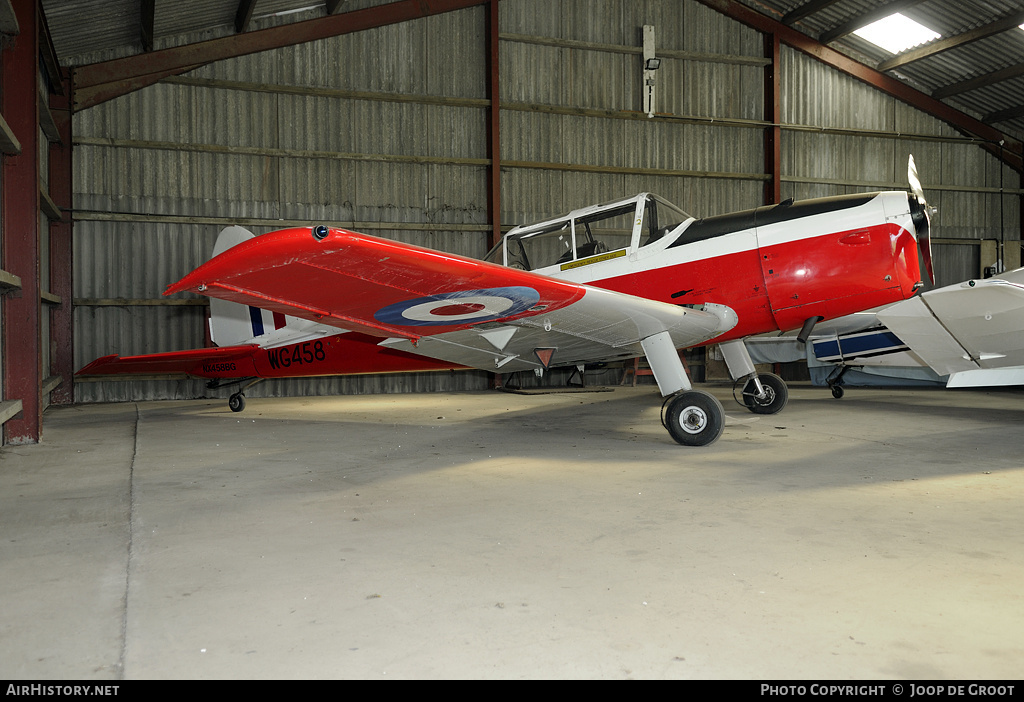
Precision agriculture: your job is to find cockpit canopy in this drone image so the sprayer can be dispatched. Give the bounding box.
[484,193,692,272]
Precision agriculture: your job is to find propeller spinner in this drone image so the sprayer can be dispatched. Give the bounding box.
[907,154,935,284]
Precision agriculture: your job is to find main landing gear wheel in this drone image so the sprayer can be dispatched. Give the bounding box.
[662,391,725,447]
[830,385,845,399]
[228,393,246,413]
[740,372,788,415]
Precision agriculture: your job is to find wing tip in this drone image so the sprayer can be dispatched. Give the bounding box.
[76,354,120,375]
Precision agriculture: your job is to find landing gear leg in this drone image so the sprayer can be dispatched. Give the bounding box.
[642,331,725,446]
[719,338,790,416]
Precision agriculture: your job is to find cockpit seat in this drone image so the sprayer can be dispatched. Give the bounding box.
[575,240,607,258]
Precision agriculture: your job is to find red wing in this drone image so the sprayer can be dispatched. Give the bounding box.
[77,345,260,378]
[165,227,585,340]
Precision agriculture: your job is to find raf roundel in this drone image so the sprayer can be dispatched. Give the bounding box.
[374,286,542,327]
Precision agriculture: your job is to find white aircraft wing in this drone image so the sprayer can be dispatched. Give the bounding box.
[380,287,738,375]
[877,268,1024,380]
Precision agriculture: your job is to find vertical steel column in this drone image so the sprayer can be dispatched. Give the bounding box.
[484,0,502,389]
[1019,173,1024,271]
[763,32,781,205]
[48,66,74,406]
[2,0,41,443]
[485,0,501,249]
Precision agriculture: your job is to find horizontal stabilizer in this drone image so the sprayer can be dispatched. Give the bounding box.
[77,345,260,378]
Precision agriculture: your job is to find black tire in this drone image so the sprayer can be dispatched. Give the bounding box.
[664,391,725,447]
[228,393,246,413]
[741,373,788,415]
[831,385,845,399]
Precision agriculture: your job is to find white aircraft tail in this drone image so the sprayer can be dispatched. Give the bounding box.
[207,226,338,348]
[208,226,260,347]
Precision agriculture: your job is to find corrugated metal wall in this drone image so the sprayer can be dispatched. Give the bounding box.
[73,0,1021,403]
[74,3,495,402]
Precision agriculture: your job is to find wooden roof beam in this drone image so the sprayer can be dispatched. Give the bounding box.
[934,62,1024,100]
[984,104,1024,127]
[781,0,842,27]
[73,0,492,111]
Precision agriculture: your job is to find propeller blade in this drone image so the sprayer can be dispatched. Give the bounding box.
[908,154,924,203]
[907,155,935,284]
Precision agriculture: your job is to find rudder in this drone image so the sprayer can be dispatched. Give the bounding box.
[206,225,337,348]
[208,226,262,347]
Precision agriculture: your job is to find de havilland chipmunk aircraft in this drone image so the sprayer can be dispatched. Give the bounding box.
[78,158,934,446]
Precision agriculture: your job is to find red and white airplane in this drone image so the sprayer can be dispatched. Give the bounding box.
[79,158,933,446]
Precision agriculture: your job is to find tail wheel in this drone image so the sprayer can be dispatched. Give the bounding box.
[741,373,788,415]
[228,393,246,413]
[663,391,725,447]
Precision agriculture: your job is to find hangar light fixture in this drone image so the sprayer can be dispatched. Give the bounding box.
[853,13,940,55]
[642,25,658,118]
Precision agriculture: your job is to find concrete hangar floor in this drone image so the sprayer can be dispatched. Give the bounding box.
[1,382,1021,679]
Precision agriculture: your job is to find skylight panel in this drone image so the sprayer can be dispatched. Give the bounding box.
[852,13,940,54]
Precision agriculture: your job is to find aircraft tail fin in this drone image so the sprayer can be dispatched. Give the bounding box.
[207,226,267,348]
[207,225,339,348]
